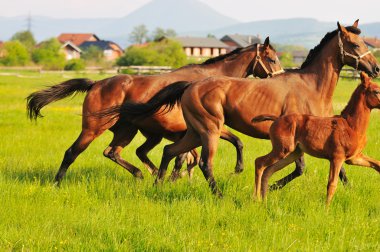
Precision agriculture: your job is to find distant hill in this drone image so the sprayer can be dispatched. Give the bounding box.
[0,0,238,46]
[209,18,380,48]
[0,0,379,49]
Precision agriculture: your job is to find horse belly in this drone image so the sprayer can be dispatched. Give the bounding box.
[225,112,271,139]
[135,107,187,141]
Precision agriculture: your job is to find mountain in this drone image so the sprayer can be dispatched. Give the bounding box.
[0,0,379,49]
[0,0,238,46]
[209,18,380,48]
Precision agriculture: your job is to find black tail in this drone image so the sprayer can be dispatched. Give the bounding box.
[26,78,94,120]
[92,81,191,121]
[251,114,278,123]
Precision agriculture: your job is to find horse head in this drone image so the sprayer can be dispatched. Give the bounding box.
[249,36,284,78]
[337,20,380,77]
[360,72,380,108]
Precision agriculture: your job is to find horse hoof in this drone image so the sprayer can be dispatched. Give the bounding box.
[234,167,244,174]
[134,170,144,179]
[151,169,159,176]
[269,184,282,191]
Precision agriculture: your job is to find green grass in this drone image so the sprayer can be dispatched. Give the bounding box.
[1,72,380,251]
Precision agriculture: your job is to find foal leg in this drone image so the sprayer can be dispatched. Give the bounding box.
[270,157,349,190]
[55,129,101,185]
[254,150,289,200]
[136,134,162,175]
[269,155,306,191]
[220,128,244,173]
[260,149,303,199]
[104,124,143,179]
[326,158,344,206]
[345,154,380,173]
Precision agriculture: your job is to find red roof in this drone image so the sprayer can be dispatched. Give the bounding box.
[364,37,380,49]
[57,33,100,46]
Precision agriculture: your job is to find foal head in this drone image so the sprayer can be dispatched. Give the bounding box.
[337,20,380,77]
[249,37,284,78]
[361,72,380,109]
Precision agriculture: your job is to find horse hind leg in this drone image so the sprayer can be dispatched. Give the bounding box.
[269,156,349,191]
[220,128,244,174]
[54,129,99,185]
[104,125,143,179]
[198,133,223,197]
[156,128,201,184]
[186,149,199,179]
[136,134,162,175]
[269,155,306,191]
[169,152,188,182]
[260,148,303,199]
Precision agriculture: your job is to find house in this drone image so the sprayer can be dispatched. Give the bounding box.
[221,34,261,51]
[80,41,124,61]
[60,41,81,60]
[174,37,229,58]
[57,33,100,47]
[363,37,380,52]
[292,50,308,65]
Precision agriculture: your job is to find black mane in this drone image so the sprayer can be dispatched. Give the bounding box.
[300,26,361,69]
[201,44,256,65]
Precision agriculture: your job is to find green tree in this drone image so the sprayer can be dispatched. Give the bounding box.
[151,27,177,41]
[64,59,86,71]
[0,41,30,66]
[117,39,186,68]
[81,45,104,63]
[279,52,295,68]
[11,30,36,51]
[129,24,149,44]
[32,38,65,70]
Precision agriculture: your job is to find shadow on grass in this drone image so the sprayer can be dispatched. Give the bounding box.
[1,165,128,186]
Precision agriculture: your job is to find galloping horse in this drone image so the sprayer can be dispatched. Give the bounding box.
[27,37,283,184]
[107,21,379,196]
[253,72,380,205]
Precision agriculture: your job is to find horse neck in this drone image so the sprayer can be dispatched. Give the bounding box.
[302,35,343,114]
[204,51,254,78]
[341,86,371,133]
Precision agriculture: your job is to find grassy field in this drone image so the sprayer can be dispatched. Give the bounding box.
[0,71,380,251]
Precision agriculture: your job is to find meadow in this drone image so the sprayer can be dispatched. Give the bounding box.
[0,71,379,251]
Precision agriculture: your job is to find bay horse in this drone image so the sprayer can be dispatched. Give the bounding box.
[106,20,379,196]
[26,37,283,184]
[252,72,380,205]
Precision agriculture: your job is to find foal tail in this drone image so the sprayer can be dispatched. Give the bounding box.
[92,81,191,121]
[27,78,95,120]
[251,114,278,123]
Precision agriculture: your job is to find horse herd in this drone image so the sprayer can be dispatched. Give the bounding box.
[27,20,380,205]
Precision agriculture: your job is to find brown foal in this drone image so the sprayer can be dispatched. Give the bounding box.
[105,20,379,196]
[253,72,380,205]
[27,37,282,184]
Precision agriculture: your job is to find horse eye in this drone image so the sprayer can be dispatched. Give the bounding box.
[266,58,275,64]
[352,43,359,49]
[374,90,380,95]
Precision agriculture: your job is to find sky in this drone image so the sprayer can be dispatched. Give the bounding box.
[0,0,379,23]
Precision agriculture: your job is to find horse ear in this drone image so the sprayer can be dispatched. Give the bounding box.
[264,37,270,48]
[360,72,370,87]
[337,22,348,35]
[353,19,359,28]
